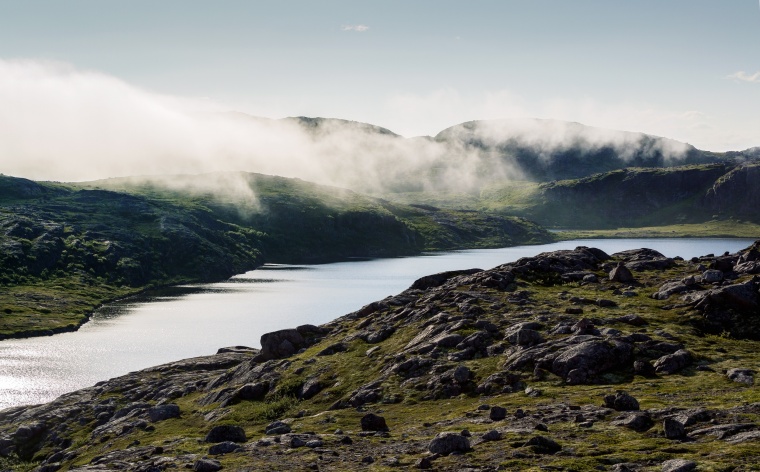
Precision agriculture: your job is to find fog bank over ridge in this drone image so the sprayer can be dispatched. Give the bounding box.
[0,59,741,195]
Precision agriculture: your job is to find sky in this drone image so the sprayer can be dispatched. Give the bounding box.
[0,0,759,181]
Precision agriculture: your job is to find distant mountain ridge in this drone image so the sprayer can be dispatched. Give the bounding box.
[270,115,751,189]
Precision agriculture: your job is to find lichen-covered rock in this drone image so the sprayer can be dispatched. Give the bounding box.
[726,368,755,385]
[523,435,561,454]
[551,339,634,382]
[428,432,470,455]
[612,412,654,432]
[604,391,640,411]
[654,349,692,375]
[148,404,180,422]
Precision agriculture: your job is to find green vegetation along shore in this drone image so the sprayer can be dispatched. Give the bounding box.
[0,172,551,339]
[1,241,758,471]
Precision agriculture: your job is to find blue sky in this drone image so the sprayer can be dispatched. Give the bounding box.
[1,0,759,151]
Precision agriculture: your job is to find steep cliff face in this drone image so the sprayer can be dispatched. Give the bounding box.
[704,163,760,222]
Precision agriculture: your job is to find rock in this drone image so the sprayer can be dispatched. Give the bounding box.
[283,435,307,448]
[663,418,686,439]
[451,365,470,384]
[257,329,305,361]
[611,464,639,472]
[505,327,544,347]
[609,263,635,283]
[617,314,647,326]
[37,464,61,472]
[476,372,523,395]
[597,299,617,307]
[257,325,328,361]
[365,346,381,357]
[604,391,640,411]
[234,382,269,401]
[482,429,502,441]
[653,349,691,375]
[360,413,388,432]
[305,439,323,448]
[349,382,384,407]
[415,457,434,469]
[661,459,696,472]
[205,425,246,443]
[208,441,242,455]
[193,458,223,472]
[265,421,291,435]
[148,404,180,422]
[634,360,656,376]
[702,269,723,283]
[298,377,323,400]
[727,430,760,444]
[571,318,595,335]
[551,339,633,382]
[652,281,691,300]
[0,437,15,457]
[612,413,654,432]
[317,342,347,356]
[489,406,507,421]
[523,435,561,454]
[726,368,755,385]
[456,330,493,351]
[411,268,483,290]
[433,333,464,348]
[360,325,395,344]
[428,432,470,455]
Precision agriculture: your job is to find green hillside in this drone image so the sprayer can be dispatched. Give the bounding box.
[0,172,551,339]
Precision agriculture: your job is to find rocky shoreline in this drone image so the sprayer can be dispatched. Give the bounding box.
[1,242,759,471]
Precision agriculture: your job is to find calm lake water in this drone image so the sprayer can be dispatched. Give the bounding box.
[0,238,755,410]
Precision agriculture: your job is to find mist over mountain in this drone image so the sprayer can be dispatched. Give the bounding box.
[261,115,744,194]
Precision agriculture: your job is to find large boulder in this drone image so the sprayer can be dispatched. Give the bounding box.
[257,325,329,361]
[653,349,692,375]
[428,432,470,455]
[360,413,388,432]
[609,263,635,283]
[551,339,634,383]
[148,404,180,422]
[205,425,246,443]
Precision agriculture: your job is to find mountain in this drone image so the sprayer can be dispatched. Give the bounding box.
[1,242,759,471]
[432,119,725,182]
[0,172,550,339]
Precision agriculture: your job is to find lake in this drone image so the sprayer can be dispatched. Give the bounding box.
[0,238,754,410]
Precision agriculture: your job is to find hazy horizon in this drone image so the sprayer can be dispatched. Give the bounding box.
[1,1,759,184]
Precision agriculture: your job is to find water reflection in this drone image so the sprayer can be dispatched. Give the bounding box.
[0,238,755,410]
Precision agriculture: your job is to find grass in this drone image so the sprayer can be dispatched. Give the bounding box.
[553,220,760,240]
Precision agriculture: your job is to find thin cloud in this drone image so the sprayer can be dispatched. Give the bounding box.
[341,24,369,32]
[727,71,760,83]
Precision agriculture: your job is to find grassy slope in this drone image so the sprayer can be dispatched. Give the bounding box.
[1,244,758,471]
[386,163,760,238]
[0,173,552,338]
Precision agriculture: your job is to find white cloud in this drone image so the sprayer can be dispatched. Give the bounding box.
[341,24,369,32]
[384,88,759,151]
[727,71,760,83]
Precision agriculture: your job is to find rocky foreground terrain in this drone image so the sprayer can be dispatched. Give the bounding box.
[1,243,759,471]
